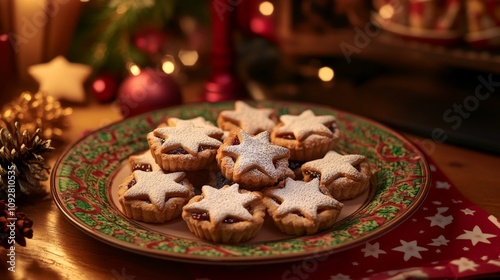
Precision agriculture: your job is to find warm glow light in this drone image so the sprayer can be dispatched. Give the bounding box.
[178,49,199,66]
[162,61,175,74]
[318,67,334,82]
[259,1,274,16]
[128,63,141,76]
[379,4,395,19]
[116,4,128,14]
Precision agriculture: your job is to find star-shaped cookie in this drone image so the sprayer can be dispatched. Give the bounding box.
[301,150,367,184]
[267,178,342,219]
[221,130,290,178]
[128,150,161,172]
[124,171,193,211]
[167,116,218,129]
[275,110,336,141]
[183,184,259,225]
[153,123,223,154]
[217,101,277,134]
[28,56,92,103]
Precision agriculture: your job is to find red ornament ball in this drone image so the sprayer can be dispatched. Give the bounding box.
[90,73,118,103]
[116,69,182,118]
[132,28,167,54]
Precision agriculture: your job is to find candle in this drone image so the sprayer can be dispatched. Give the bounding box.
[4,0,82,81]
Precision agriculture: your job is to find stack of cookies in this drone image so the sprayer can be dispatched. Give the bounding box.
[118,101,372,244]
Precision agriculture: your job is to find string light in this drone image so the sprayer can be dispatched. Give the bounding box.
[379,4,395,20]
[178,49,199,66]
[161,55,176,74]
[127,62,141,76]
[259,1,274,16]
[318,67,334,82]
[162,61,175,74]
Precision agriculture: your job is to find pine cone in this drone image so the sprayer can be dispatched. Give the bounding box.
[0,122,53,201]
[0,200,33,248]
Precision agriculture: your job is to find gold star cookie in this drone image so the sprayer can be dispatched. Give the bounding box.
[147,122,223,171]
[263,178,343,235]
[301,151,372,200]
[217,129,293,189]
[271,110,340,161]
[181,184,266,243]
[28,56,92,103]
[217,101,277,135]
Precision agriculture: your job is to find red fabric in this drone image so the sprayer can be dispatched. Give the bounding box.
[187,148,500,279]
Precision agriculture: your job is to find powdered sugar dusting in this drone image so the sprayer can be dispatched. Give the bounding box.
[219,101,276,134]
[124,171,192,210]
[168,117,219,130]
[184,184,258,225]
[129,150,161,171]
[276,110,336,141]
[222,130,289,178]
[302,151,367,183]
[154,123,222,154]
[268,178,342,219]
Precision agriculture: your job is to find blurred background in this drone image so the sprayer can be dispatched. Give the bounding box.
[1,0,499,154]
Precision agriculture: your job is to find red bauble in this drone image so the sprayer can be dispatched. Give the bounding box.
[116,69,182,118]
[132,28,167,54]
[90,73,118,103]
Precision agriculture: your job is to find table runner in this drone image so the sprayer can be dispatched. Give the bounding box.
[188,149,500,279]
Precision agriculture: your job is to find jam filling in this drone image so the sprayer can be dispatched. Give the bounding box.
[167,147,188,154]
[199,145,217,152]
[191,211,210,221]
[222,216,242,224]
[304,170,321,179]
[157,137,165,144]
[280,133,295,140]
[127,179,137,189]
[190,212,246,224]
[132,164,152,172]
[166,145,217,155]
[232,136,240,145]
[354,164,361,172]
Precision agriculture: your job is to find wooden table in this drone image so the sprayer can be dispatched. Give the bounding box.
[2,99,499,280]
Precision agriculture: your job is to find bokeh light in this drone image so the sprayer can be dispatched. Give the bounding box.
[259,1,274,16]
[318,67,334,82]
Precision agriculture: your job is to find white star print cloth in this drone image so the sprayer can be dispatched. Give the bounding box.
[187,151,500,279]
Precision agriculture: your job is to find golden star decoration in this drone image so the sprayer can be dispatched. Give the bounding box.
[28,56,92,103]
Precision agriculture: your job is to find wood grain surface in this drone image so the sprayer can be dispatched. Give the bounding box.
[2,100,498,280]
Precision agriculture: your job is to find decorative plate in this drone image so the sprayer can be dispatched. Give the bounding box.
[51,101,430,265]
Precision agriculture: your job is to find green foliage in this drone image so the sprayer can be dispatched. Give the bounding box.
[68,0,209,75]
